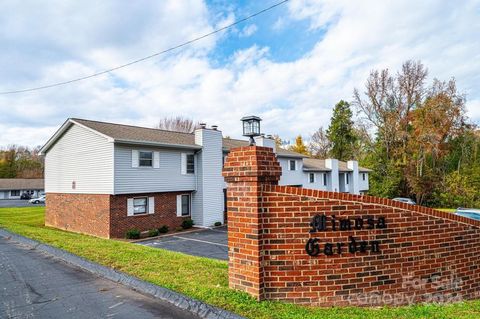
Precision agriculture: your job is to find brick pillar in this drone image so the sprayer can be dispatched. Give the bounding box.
[222,146,281,300]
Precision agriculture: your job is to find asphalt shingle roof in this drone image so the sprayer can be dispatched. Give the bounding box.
[72,118,306,158]
[303,158,372,172]
[0,179,44,191]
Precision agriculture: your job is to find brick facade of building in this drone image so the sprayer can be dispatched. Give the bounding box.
[223,146,480,306]
[46,192,190,239]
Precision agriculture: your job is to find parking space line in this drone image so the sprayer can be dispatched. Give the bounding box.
[172,236,228,247]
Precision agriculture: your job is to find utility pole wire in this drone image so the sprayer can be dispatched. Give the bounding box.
[0,0,289,95]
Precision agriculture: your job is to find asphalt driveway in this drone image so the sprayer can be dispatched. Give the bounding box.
[138,227,228,260]
[0,236,198,319]
[0,199,44,208]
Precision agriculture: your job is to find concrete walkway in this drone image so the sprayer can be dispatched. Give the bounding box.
[138,227,228,260]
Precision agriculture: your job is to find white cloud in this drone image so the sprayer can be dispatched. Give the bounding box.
[239,24,258,37]
[0,0,479,147]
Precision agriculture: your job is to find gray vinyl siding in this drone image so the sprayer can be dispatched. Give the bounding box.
[45,124,114,194]
[114,144,196,194]
[193,129,224,227]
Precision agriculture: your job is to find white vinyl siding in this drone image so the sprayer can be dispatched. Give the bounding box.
[115,145,195,194]
[45,124,114,194]
[278,157,304,186]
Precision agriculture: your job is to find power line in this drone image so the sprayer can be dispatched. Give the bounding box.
[0,0,289,95]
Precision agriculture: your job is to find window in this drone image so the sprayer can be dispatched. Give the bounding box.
[309,173,315,183]
[346,174,349,184]
[186,154,195,174]
[181,194,190,216]
[289,160,296,171]
[133,197,148,215]
[139,151,153,167]
[10,190,20,196]
[323,173,327,186]
[362,173,366,181]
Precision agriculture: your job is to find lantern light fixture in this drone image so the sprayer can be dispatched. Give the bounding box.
[241,115,262,146]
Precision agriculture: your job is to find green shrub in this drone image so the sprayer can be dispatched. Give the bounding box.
[181,219,194,229]
[214,222,222,227]
[148,229,159,237]
[158,225,169,233]
[125,228,140,239]
[175,226,184,232]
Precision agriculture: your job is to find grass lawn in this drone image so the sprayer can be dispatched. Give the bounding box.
[1,207,480,319]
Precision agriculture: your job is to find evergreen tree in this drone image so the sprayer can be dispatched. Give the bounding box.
[326,100,357,161]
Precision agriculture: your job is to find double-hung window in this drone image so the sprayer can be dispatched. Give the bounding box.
[186,154,195,174]
[177,194,191,217]
[133,197,148,215]
[289,160,296,171]
[362,173,366,181]
[139,151,153,167]
[10,190,20,197]
[323,173,327,186]
[309,173,315,183]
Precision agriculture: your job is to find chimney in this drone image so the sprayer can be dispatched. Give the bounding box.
[347,160,360,195]
[325,159,339,192]
[254,134,276,152]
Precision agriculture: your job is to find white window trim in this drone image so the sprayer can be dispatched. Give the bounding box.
[127,196,154,216]
[181,153,195,175]
[176,194,191,217]
[132,150,159,168]
[289,160,297,171]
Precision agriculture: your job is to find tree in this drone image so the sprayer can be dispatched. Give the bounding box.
[326,100,357,161]
[156,116,200,133]
[289,135,309,155]
[0,145,44,178]
[309,127,330,158]
[353,60,475,206]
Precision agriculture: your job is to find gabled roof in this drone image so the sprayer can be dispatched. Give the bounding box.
[222,138,307,158]
[0,179,44,190]
[40,118,307,158]
[73,118,198,147]
[302,158,372,172]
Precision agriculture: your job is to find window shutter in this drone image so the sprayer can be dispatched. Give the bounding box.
[148,197,155,214]
[181,153,187,175]
[127,198,134,216]
[153,152,160,168]
[132,150,139,168]
[176,195,182,217]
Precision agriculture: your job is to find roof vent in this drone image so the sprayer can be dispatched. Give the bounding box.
[199,123,207,129]
[211,125,218,130]
[266,134,273,139]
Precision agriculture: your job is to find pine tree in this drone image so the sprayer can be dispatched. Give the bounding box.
[326,100,357,161]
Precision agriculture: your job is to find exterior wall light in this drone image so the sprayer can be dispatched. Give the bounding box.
[241,115,262,146]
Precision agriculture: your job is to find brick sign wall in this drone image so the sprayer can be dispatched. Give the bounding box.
[222,146,480,306]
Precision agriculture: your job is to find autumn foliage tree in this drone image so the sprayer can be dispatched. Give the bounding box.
[353,60,478,206]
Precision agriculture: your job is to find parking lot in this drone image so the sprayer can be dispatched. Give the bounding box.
[137,226,228,260]
[0,199,45,208]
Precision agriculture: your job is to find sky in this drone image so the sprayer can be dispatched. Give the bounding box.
[0,0,479,147]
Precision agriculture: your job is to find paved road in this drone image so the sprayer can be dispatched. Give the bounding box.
[0,200,44,208]
[0,237,199,319]
[139,227,228,260]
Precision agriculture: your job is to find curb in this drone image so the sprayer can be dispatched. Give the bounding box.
[0,228,244,319]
